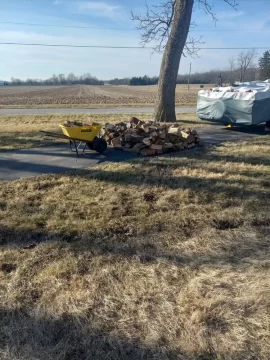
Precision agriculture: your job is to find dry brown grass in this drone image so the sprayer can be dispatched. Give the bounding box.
[0,84,209,107]
[0,136,270,359]
[0,113,209,150]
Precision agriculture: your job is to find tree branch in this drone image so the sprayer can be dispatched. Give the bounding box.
[197,0,237,21]
[131,0,238,55]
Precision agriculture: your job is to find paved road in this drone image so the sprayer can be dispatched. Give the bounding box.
[0,145,137,182]
[0,107,196,116]
[0,124,267,182]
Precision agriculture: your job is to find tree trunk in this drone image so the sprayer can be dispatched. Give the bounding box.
[154,0,194,122]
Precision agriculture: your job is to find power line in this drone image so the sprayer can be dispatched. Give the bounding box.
[192,29,270,32]
[1,21,270,32]
[0,42,269,50]
[0,42,149,49]
[200,47,269,50]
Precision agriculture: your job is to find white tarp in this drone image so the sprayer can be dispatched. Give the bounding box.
[197,81,270,125]
[199,81,270,101]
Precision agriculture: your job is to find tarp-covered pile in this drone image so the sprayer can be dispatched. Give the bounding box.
[197,81,270,125]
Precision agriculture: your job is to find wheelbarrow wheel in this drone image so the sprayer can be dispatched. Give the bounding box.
[92,138,107,153]
[87,141,93,150]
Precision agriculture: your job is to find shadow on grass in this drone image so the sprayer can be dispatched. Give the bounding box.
[136,149,270,176]
[1,214,269,269]
[1,227,269,359]
[73,163,269,197]
[0,307,176,360]
[0,307,246,360]
[0,132,64,151]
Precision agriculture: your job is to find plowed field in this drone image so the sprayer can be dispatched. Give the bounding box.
[0,84,206,107]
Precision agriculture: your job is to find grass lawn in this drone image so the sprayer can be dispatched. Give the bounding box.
[0,136,270,359]
[0,113,210,150]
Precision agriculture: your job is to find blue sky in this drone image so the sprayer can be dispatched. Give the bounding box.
[0,0,270,80]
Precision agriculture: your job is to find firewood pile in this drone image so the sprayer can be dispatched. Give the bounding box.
[64,120,94,127]
[101,117,200,155]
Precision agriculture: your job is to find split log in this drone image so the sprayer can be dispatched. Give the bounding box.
[168,127,179,135]
[130,117,140,125]
[131,134,144,142]
[111,137,122,148]
[142,137,152,146]
[150,144,163,150]
[140,148,157,156]
[159,131,167,139]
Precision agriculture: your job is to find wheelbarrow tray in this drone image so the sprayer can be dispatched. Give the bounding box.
[40,123,107,156]
[59,124,103,142]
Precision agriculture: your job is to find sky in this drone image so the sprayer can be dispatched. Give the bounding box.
[0,0,270,80]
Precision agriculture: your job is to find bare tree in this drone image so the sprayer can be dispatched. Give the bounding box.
[67,73,77,84]
[228,56,236,85]
[58,74,66,85]
[238,49,257,83]
[132,0,237,122]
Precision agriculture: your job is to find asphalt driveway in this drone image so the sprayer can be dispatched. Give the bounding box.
[0,124,267,182]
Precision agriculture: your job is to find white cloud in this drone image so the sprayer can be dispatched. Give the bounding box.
[75,1,121,19]
[216,10,245,20]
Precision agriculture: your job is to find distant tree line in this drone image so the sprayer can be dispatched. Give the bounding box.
[107,78,130,85]
[107,66,258,87]
[178,50,259,86]
[177,67,258,86]
[106,51,260,87]
[107,75,158,86]
[7,73,104,86]
[130,76,159,86]
[4,50,269,87]
[110,51,263,87]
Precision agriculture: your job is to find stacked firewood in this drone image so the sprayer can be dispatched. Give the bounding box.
[64,120,96,127]
[101,117,200,155]
[64,120,84,127]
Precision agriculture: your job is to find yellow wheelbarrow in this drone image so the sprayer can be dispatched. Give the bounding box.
[40,123,107,156]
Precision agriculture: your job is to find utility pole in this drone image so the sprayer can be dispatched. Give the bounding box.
[218,73,223,87]
[188,62,192,90]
